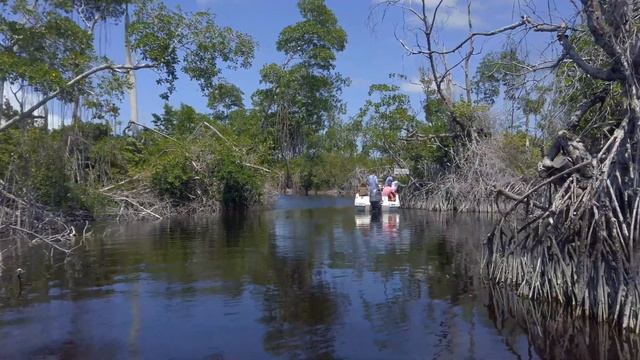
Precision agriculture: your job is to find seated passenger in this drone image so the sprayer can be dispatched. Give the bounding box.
[382,185,395,201]
[358,183,368,196]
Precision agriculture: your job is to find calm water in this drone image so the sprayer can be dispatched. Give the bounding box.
[0,196,637,359]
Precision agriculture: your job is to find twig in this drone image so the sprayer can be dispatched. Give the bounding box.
[9,226,72,254]
[106,194,162,220]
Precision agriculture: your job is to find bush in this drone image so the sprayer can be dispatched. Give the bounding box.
[150,151,195,201]
[213,152,262,208]
[499,132,541,177]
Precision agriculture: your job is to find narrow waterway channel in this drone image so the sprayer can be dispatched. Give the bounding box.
[0,196,636,359]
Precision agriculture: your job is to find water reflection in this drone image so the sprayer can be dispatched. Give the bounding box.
[0,197,637,359]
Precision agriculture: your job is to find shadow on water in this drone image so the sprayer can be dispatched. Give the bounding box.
[0,195,637,359]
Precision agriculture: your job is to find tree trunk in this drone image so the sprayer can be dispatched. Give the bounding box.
[463,0,473,104]
[72,96,81,124]
[524,113,530,147]
[125,4,138,129]
[0,79,4,125]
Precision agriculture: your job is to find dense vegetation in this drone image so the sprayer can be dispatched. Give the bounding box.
[3,0,640,334]
[0,0,543,221]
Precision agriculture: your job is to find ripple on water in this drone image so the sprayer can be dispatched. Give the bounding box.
[0,197,633,359]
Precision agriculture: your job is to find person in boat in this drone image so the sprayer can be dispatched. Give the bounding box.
[391,181,400,201]
[367,175,382,214]
[382,176,396,201]
[358,182,368,197]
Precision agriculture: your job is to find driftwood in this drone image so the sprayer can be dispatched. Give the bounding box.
[0,183,88,256]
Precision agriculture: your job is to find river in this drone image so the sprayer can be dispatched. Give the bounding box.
[0,196,636,359]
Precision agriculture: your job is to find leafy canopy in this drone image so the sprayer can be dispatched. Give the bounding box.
[252,0,348,161]
[0,0,255,127]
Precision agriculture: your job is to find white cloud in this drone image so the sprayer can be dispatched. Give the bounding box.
[376,0,482,30]
[372,0,457,7]
[400,80,424,93]
[435,6,473,29]
[420,0,458,8]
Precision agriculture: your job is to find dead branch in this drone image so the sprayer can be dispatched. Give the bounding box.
[0,63,155,131]
[494,187,547,211]
[9,226,73,254]
[104,193,163,220]
[567,90,610,129]
[557,30,625,81]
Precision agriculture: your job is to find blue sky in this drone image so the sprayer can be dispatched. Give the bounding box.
[35,0,573,130]
[115,0,536,127]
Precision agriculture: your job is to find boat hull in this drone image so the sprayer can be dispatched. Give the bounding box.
[354,194,400,211]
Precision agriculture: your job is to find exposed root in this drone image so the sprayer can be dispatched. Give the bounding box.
[403,136,532,212]
[484,115,640,331]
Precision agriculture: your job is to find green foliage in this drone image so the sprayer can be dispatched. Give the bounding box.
[0,0,255,129]
[129,2,255,100]
[473,48,526,106]
[208,82,244,120]
[0,123,127,211]
[551,29,624,136]
[89,135,143,183]
[276,0,347,71]
[147,104,267,207]
[358,83,416,157]
[151,103,208,136]
[0,2,93,95]
[499,132,540,177]
[252,0,348,167]
[1,0,576,218]
[150,150,195,201]
[212,151,263,208]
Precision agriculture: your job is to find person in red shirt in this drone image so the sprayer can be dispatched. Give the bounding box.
[382,176,395,201]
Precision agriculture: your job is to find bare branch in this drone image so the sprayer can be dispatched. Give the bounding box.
[202,121,238,151]
[580,0,621,60]
[128,121,179,143]
[10,226,73,254]
[557,30,624,81]
[0,63,155,132]
[494,187,547,210]
[463,0,473,103]
[567,89,609,129]
[399,18,530,57]
[105,194,163,220]
[429,0,445,35]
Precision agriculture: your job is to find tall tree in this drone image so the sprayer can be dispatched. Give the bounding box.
[0,0,255,131]
[124,3,138,127]
[252,0,348,181]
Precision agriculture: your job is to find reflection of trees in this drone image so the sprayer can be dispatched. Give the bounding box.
[356,211,494,354]
[3,206,638,359]
[488,285,640,360]
[260,257,342,359]
[258,207,350,359]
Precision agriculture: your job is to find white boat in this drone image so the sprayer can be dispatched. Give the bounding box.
[354,194,401,211]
